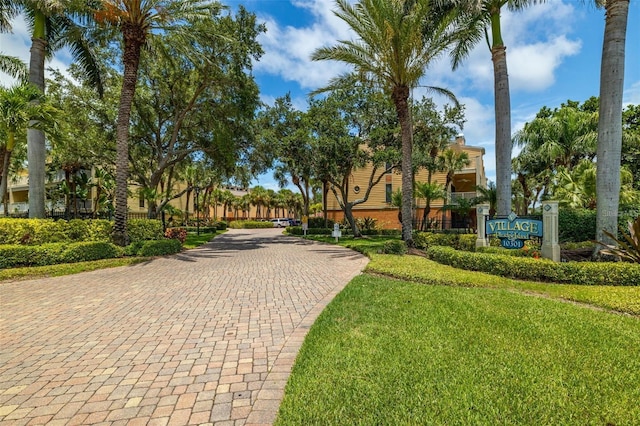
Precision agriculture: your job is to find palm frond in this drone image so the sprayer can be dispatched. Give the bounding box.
[0,54,28,81]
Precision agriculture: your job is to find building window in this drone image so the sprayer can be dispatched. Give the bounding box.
[139,194,145,208]
[385,183,392,203]
[353,185,360,194]
[385,162,392,173]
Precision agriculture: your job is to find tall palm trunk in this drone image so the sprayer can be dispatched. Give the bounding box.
[27,11,47,218]
[491,10,512,217]
[0,133,14,214]
[393,85,414,246]
[113,26,144,246]
[595,0,629,253]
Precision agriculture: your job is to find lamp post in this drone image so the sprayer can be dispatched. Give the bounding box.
[194,186,201,236]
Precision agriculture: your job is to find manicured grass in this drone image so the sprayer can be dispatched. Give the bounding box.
[367,254,640,315]
[276,275,640,425]
[0,257,150,282]
[303,235,397,255]
[183,231,223,249]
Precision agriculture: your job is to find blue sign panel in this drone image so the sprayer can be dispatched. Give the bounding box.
[486,213,543,249]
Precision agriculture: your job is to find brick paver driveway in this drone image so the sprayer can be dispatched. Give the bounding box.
[0,229,369,425]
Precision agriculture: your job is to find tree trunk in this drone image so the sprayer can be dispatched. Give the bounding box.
[0,142,12,215]
[595,0,629,254]
[113,28,144,246]
[393,85,414,247]
[490,10,512,217]
[27,27,47,218]
[344,203,361,238]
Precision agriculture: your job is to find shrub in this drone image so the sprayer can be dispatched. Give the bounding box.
[59,242,123,263]
[215,221,227,230]
[136,239,182,257]
[164,227,187,244]
[228,220,273,229]
[308,217,334,228]
[86,220,113,242]
[380,240,407,255]
[0,242,122,268]
[127,219,164,243]
[413,232,477,251]
[427,246,640,286]
[559,208,596,242]
[287,227,333,235]
[66,219,91,241]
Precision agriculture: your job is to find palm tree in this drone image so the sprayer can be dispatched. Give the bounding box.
[513,105,598,169]
[448,0,540,217]
[595,0,630,252]
[0,83,57,213]
[474,180,497,216]
[415,181,446,230]
[0,54,27,81]
[94,0,217,245]
[2,1,104,218]
[439,147,470,227]
[312,0,462,246]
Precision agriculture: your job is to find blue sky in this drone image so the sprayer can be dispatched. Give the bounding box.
[2,0,639,191]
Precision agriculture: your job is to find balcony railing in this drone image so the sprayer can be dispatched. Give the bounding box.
[450,192,477,203]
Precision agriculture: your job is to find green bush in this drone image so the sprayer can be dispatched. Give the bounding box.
[0,241,122,269]
[308,217,334,228]
[215,221,227,230]
[59,242,123,263]
[126,219,164,243]
[0,218,114,245]
[228,220,273,229]
[413,231,477,251]
[559,208,596,242]
[287,226,333,235]
[427,246,640,286]
[380,240,407,255]
[136,239,182,257]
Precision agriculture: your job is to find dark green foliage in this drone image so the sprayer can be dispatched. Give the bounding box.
[136,239,182,257]
[0,242,122,269]
[215,221,228,230]
[427,246,640,286]
[124,241,145,256]
[559,208,597,242]
[287,227,333,235]
[380,240,407,255]
[307,217,334,228]
[126,219,164,243]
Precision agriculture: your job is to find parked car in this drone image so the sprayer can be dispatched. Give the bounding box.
[289,218,301,226]
[270,218,290,228]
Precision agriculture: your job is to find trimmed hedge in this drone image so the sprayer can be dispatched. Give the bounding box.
[286,226,401,236]
[413,232,477,252]
[426,245,640,286]
[228,220,274,229]
[127,219,164,243]
[0,218,113,245]
[136,239,182,257]
[0,241,122,269]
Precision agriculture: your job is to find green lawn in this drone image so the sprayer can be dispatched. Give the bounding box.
[276,275,640,425]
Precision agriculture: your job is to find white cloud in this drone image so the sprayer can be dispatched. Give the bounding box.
[253,1,354,92]
[624,80,640,106]
[0,15,75,88]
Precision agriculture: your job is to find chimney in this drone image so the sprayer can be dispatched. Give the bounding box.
[455,133,465,146]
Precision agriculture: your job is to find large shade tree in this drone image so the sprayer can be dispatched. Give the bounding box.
[1,0,103,218]
[94,0,220,245]
[312,0,462,246]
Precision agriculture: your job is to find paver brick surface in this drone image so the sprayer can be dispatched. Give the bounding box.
[0,229,368,425]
